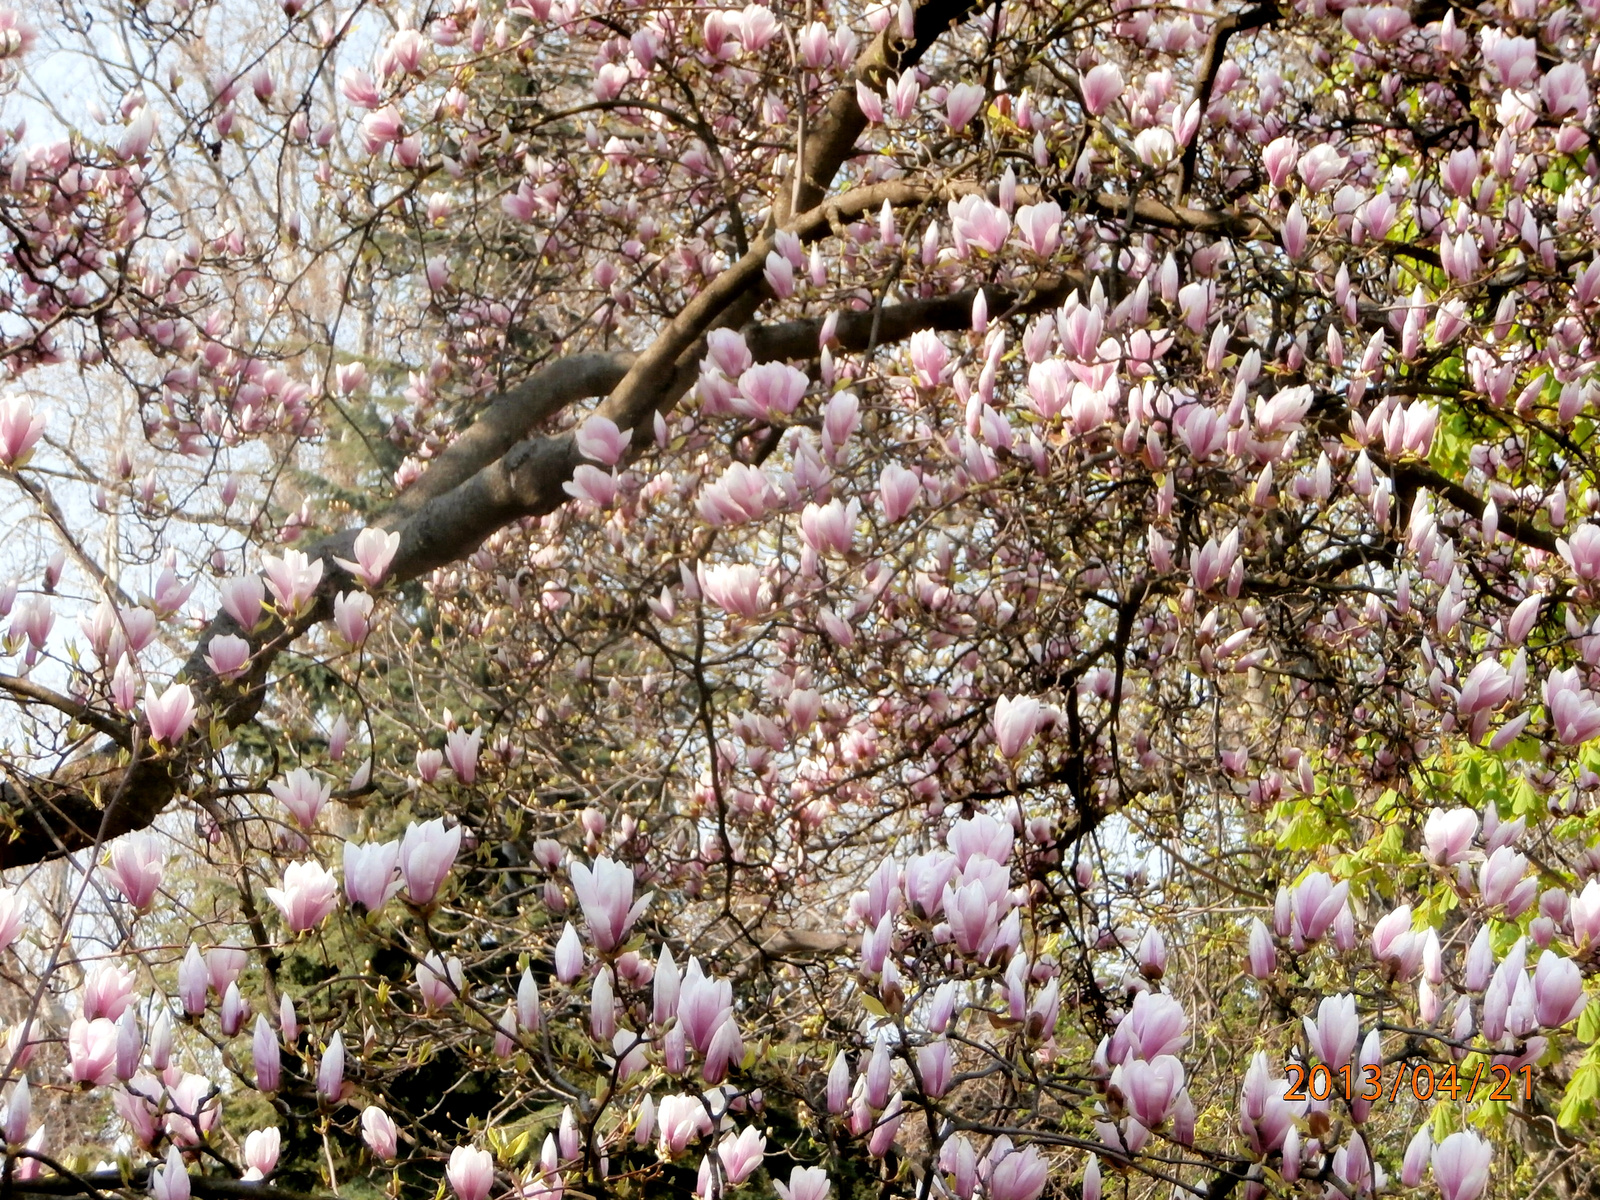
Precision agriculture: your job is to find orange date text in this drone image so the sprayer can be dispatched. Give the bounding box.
[1284,1061,1532,1104]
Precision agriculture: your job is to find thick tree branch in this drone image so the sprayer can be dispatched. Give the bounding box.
[0,676,131,744]
[775,0,983,225]
[1174,0,1284,198]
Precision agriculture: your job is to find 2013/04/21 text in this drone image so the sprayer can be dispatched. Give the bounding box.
[1284,1062,1533,1103]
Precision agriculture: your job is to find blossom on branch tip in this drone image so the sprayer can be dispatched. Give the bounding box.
[945,83,984,131]
[151,1145,189,1200]
[986,1140,1047,1200]
[334,527,400,589]
[570,856,651,952]
[1431,1132,1492,1200]
[0,395,45,467]
[220,576,265,630]
[203,633,250,681]
[774,1167,830,1200]
[68,1016,117,1087]
[1080,64,1121,116]
[265,860,339,933]
[992,694,1044,759]
[144,682,197,745]
[363,1106,398,1159]
[107,830,165,910]
[399,818,462,905]
[262,549,323,615]
[269,768,330,830]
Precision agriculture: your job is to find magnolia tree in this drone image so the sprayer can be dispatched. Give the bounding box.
[4,0,1600,1196]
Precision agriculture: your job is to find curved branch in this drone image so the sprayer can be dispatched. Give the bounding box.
[0,676,132,745]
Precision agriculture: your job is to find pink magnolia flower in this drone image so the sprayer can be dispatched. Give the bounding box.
[1303,993,1359,1069]
[448,1145,496,1200]
[1246,917,1276,978]
[992,694,1044,759]
[917,1039,953,1098]
[764,251,796,298]
[360,105,403,152]
[417,951,464,1010]
[1013,201,1062,257]
[165,1072,221,1144]
[658,1093,713,1155]
[334,527,400,589]
[2,1077,27,1145]
[253,1014,280,1091]
[269,768,330,830]
[800,499,858,557]
[445,727,481,783]
[336,362,368,394]
[576,415,631,466]
[203,633,251,680]
[555,922,585,983]
[144,682,197,745]
[986,1140,1047,1200]
[363,1105,399,1159]
[706,329,752,377]
[697,563,766,619]
[736,362,808,420]
[343,839,402,913]
[948,812,1013,869]
[119,105,156,160]
[151,1145,190,1200]
[399,817,462,905]
[143,568,194,617]
[570,857,652,952]
[945,83,985,130]
[1080,63,1122,116]
[1545,668,1600,745]
[1402,1126,1432,1188]
[908,329,949,389]
[1423,807,1477,865]
[562,464,619,508]
[717,1126,766,1185]
[334,589,374,645]
[1238,1051,1304,1155]
[822,391,860,448]
[867,1091,904,1157]
[177,944,207,1015]
[207,943,247,992]
[68,1016,118,1087]
[1297,143,1347,191]
[1559,525,1600,580]
[0,395,46,466]
[1133,127,1176,168]
[107,830,164,910]
[948,194,1010,256]
[1262,135,1299,189]
[701,1007,744,1084]
[220,576,265,629]
[81,963,137,1022]
[1432,1131,1492,1200]
[774,1166,830,1200]
[679,957,735,1052]
[265,860,340,933]
[1543,62,1590,117]
[878,465,920,523]
[1290,871,1348,943]
[317,1031,345,1104]
[262,549,324,615]
[1533,950,1586,1027]
[943,879,1001,957]
[243,1127,280,1180]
